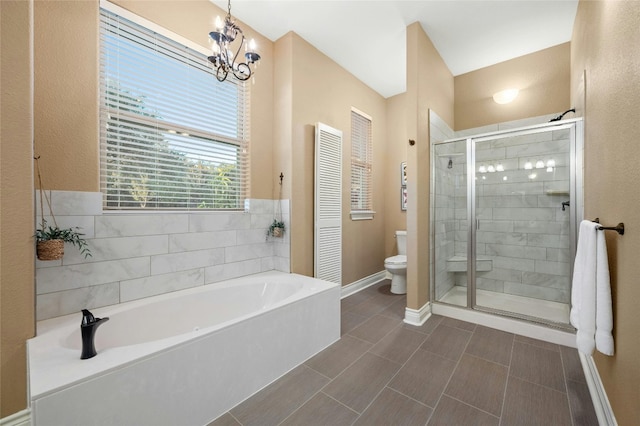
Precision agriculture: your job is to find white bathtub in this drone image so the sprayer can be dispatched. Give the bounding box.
[28,271,340,425]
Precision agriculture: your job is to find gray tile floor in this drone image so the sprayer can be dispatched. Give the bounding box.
[210,280,599,426]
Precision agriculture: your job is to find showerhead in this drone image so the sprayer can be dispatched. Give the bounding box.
[549,108,576,122]
[447,158,453,169]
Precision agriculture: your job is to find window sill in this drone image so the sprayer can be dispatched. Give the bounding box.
[350,210,375,221]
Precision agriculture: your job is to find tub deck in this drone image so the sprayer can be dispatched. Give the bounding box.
[29,271,340,426]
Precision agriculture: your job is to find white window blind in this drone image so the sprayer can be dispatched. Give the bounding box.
[350,109,373,213]
[99,7,249,210]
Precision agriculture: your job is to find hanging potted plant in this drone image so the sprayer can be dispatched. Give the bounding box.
[34,156,91,261]
[267,173,286,238]
[267,219,285,238]
[36,221,91,260]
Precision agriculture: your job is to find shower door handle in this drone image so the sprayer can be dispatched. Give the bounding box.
[476,219,480,230]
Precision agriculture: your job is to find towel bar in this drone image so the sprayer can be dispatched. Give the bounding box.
[593,218,625,235]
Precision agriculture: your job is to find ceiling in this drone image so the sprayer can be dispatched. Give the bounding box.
[210,1,579,98]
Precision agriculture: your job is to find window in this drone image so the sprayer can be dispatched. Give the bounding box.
[99,6,249,210]
[350,108,374,220]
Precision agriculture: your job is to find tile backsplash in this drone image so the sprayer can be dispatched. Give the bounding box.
[36,191,290,320]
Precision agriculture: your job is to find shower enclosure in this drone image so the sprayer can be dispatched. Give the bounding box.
[431,119,583,328]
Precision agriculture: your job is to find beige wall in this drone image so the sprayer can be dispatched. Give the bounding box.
[277,33,388,284]
[0,0,36,417]
[273,32,294,202]
[405,22,454,310]
[384,93,407,257]
[571,2,640,423]
[455,43,570,131]
[34,0,99,191]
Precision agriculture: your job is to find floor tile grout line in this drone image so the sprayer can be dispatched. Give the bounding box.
[315,342,373,393]
[425,320,476,423]
[366,326,430,365]
[442,394,502,421]
[498,334,515,425]
[347,314,432,423]
[513,337,562,352]
[383,385,437,411]
[302,363,335,382]
[318,390,362,417]
[463,350,512,369]
[558,348,576,426]
[274,387,329,426]
[507,372,572,395]
[347,296,405,319]
[226,411,242,426]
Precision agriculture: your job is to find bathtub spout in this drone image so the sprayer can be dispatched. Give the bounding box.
[80,309,109,360]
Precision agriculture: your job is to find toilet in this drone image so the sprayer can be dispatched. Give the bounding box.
[384,230,407,294]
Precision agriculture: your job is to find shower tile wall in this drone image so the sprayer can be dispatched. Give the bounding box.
[430,111,456,300]
[35,191,290,320]
[433,114,572,305]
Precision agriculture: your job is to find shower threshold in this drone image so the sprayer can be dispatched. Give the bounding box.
[439,286,570,325]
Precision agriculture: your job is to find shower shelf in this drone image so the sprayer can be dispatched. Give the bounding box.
[446,256,493,272]
[545,189,570,196]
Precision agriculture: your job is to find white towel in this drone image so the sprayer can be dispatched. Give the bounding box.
[595,227,614,355]
[570,220,614,356]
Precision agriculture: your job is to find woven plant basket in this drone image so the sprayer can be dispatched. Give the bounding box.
[272,227,283,238]
[37,239,64,261]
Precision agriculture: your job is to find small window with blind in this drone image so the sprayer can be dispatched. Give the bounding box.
[350,108,374,220]
[99,5,249,210]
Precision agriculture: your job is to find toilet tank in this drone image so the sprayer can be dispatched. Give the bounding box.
[395,230,407,255]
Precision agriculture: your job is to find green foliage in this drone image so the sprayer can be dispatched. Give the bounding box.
[36,221,92,258]
[267,219,285,237]
[104,80,242,210]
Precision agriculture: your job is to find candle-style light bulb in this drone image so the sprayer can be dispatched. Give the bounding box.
[215,16,223,30]
[248,38,257,52]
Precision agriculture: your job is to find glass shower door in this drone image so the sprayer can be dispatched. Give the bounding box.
[472,126,574,325]
[432,140,467,307]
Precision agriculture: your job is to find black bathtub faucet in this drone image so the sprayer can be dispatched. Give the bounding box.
[80,309,109,360]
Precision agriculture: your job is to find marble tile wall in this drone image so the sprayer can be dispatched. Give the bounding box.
[35,191,290,320]
[430,111,457,300]
[432,115,574,304]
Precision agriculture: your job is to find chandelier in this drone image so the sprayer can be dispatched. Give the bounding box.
[208,0,261,82]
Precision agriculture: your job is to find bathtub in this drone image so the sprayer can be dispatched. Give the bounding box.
[28,271,340,425]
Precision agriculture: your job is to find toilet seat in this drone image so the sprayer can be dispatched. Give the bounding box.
[385,255,406,265]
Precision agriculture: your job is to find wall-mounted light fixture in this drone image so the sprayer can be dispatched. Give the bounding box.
[493,88,519,104]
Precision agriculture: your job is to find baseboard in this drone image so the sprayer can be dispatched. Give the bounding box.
[0,409,31,426]
[579,353,618,426]
[341,271,387,299]
[404,301,432,326]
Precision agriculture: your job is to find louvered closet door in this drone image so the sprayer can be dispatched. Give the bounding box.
[315,123,342,284]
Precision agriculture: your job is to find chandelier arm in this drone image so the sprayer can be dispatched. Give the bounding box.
[232,63,251,81]
[216,66,229,82]
[229,33,244,69]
